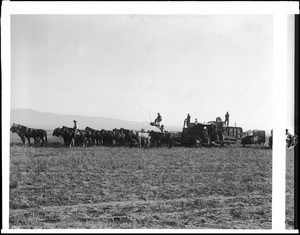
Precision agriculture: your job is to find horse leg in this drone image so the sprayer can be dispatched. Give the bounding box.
[18,134,24,146]
[65,137,70,147]
[34,137,37,146]
[20,135,26,146]
[64,137,67,146]
[141,139,144,148]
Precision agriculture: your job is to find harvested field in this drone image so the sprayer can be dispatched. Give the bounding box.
[9,133,272,229]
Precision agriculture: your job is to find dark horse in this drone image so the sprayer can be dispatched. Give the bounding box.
[100,129,114,146]
[120,128,138,147]
[74,129,87,147]
[163,131,181,148]
[112,128,126,146]
[53,126,86,147]
[10,123,47,146]
[53,126,74,147]
[149,130,167,148]
[29,128,48,146]
[85,127,102,146]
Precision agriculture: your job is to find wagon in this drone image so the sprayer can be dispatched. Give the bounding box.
[241,130,266,146]
[207,121,243,143]
[223,126,243,141]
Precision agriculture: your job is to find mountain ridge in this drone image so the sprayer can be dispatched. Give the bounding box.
[10,108,182,132]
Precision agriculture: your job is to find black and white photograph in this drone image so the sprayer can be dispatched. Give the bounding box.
[1,1,298,233]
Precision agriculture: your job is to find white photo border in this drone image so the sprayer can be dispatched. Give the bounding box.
[1,1,299,233]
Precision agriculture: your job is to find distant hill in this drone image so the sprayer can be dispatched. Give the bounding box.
[10,109,182,132]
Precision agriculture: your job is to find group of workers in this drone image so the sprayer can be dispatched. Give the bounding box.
[182,111,230,128]
[153,111,230,131]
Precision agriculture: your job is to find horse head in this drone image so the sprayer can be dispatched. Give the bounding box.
[11,123,24,133]
[85,127,94,132]
[10,124,17,133]
[53,127,61,136]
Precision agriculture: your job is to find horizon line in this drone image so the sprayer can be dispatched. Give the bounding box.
[11,107,273,132]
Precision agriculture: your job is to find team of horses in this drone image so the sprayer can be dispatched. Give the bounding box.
[10,123,177,148]
[10,120,234,148]
[10,123,48,146]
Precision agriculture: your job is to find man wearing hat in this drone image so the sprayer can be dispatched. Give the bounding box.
[154,113,162,126]
[73,120,78,135]
[225,111,229,127]
[160,125,164,133]
[186,114,191,127]
[195,118,198,125]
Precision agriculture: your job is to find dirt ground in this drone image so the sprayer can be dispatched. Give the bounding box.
[9,134,272,229]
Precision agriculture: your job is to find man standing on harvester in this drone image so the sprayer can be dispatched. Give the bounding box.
[154,113,162,127]
[186,114,191,127]
[225,111,229,127]
[73,120,78,135]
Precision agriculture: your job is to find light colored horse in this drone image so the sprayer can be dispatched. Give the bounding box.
[136,131,151,148]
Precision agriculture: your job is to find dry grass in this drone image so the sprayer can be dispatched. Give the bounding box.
[9,132,272,229]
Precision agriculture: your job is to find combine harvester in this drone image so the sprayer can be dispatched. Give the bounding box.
[149,113,266,148]
[181,117,244,147]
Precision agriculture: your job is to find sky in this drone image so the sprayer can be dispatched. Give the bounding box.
[11,14,274,131]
